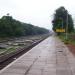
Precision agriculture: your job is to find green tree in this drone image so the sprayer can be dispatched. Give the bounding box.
[52,6,74,34]
[0,14,49,37]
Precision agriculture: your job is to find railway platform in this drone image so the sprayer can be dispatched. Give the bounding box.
[0,35,75,75]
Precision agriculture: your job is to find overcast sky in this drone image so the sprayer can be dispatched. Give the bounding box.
[0,0,75,30]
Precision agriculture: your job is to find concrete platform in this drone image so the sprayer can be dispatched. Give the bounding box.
[0,35,75,75]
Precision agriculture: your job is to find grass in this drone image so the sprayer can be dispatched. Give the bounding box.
[58,33,75,45]
[0,46,20,55]
[6,47,16,53]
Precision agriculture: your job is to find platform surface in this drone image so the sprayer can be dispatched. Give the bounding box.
[0,35,75,75]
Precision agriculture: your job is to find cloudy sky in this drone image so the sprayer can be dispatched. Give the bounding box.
[0,0,75,30]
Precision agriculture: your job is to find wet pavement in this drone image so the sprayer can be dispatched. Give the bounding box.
[0,35,75,75]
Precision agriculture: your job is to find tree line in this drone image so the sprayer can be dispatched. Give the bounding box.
[52,6,74,35]
[0,15,49,37]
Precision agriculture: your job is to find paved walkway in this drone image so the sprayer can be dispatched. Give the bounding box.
[0,35,75,75]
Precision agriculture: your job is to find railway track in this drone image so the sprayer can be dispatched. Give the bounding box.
[0,35,49,70]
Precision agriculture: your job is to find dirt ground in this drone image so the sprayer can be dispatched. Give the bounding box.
[67,44,75,56]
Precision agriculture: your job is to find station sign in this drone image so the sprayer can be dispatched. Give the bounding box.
[56,29,65,32]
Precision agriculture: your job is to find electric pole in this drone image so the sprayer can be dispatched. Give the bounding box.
[66,11,68,40]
